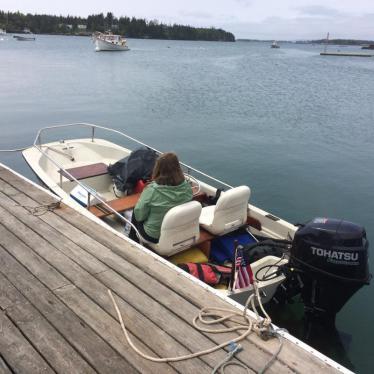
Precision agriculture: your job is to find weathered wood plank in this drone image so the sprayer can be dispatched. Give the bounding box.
[0,245,138,374]
[0,311,54,374]
[0,224,69,291]
[0,191,108,275]
[55,284,199,374]
[0,187,240,371]
[0,212,193,373]
[96,269,268,374]
[0,204,212,373]
[0,273,96,373]
[0,169,58,206]
[55,281,212,373]
[0,354,13,374]
[0,272,27,311]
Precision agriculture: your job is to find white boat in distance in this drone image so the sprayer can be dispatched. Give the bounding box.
[22,123,370,318]
[93,32,129,51]
[13,35,36,41]
[271,41,280,48]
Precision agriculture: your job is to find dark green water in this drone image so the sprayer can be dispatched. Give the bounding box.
[1,35,373,373]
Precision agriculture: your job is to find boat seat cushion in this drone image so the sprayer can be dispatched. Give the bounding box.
[199,185,251,235]
[140,200,202,256]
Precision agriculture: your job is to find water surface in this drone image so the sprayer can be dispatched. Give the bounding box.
[1,35,373,373]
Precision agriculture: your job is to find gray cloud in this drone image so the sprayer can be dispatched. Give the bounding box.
[178,10,214,21]
[233,0,253,7]
[224,12,374,40]
[296,5,342,17]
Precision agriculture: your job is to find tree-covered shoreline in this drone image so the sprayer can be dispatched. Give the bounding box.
[0,11,235,42]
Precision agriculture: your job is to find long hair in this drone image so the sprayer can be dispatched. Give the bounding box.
[152,152,185,186]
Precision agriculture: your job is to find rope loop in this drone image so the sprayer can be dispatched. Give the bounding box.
[107,279,284,373]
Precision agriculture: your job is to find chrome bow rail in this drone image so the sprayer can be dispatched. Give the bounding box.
[33,122,234,189]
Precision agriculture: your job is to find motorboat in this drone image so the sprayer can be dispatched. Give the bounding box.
[361,44,374,50]
[271,41,280,49]
[13,35,36,41]
[22,123,370,320]
[93,32,129,52]
[0,28,6,35]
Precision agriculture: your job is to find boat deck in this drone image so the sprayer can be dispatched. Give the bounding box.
[0,163,343,373]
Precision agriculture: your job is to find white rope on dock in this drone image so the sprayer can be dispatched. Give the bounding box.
[108,281,284,373]
[108,289,253,362]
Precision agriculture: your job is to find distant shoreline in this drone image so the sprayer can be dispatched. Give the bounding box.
[237,38,374,46]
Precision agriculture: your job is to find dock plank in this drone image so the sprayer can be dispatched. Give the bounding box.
[2,280,96,373]
[0,355,13,374]
[0,199,216,373]
[0,246,138,374]
[0,224,69,291]
[0,192,108,275]
[0,196,206,373]
[0,237,174,373]
[0,310,54,374]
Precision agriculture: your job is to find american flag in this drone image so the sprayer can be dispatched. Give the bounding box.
[234,246,254,290]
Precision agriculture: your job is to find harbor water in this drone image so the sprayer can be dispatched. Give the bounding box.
[0,35,373,373]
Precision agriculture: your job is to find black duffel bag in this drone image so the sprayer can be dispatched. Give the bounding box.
[108,147,158,193]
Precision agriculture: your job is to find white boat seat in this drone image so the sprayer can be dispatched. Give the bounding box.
[139,201,202,257]
[199,185,251,235]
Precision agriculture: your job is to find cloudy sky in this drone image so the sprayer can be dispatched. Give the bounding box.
[2,0,374,40]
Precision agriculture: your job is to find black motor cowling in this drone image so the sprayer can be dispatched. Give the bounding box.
[290,218,370,321]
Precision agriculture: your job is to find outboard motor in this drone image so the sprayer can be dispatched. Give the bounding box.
[290,217,370,323]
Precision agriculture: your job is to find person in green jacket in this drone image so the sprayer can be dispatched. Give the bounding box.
[129,152,193,243]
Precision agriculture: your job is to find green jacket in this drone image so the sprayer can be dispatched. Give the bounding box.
[134,180,193,240]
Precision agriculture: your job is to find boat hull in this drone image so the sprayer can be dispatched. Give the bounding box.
[13,35,35,41]
[95,39,129,52]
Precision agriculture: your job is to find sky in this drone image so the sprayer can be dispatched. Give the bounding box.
[2,0,374,40]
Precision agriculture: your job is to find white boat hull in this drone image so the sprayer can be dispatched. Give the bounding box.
[14,35,35,41]
[95,38,129,52]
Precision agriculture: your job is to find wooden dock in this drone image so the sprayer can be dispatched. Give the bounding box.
[0,164,345,373]
[320,52,374,57]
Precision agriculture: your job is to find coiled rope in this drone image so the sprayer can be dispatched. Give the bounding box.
[108,280,284,373]
[19,201,61,216]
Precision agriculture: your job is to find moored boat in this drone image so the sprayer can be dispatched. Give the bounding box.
[361,44,374,50]
[22,123,371,322]
[93,32,129,51]
[271,40,280,48]
[13,35,36,41]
